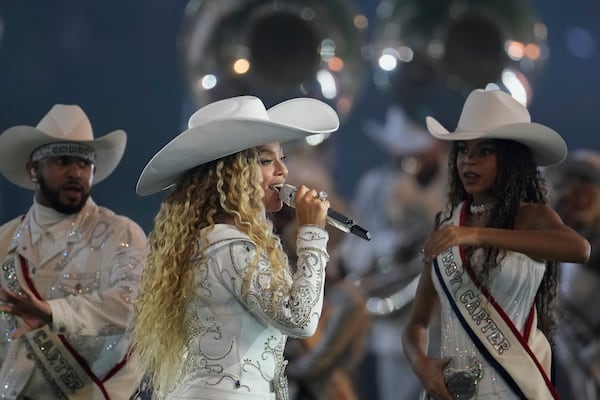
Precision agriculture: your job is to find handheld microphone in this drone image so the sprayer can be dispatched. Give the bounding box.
[279,184,372,241]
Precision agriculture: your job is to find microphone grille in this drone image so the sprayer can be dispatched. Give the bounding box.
[279,184,297,207]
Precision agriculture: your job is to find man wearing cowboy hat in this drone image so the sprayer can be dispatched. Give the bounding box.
[0,104,147,399]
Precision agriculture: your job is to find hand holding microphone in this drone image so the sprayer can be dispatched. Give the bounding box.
[279,184,372,241]
[286,185,330,229]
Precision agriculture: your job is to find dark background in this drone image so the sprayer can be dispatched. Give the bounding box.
[0,0,598,232]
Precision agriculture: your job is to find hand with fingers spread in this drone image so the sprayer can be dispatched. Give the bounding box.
[0,285,52,338]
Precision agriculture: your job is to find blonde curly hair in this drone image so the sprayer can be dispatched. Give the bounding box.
[132,148,289,395]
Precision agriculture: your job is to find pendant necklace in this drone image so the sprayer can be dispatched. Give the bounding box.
[469,203,491,215]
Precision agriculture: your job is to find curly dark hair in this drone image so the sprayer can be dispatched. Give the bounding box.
[438,139,558,344]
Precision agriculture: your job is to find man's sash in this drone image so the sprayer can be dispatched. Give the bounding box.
[433,240,558,399]
[0,219,126,399]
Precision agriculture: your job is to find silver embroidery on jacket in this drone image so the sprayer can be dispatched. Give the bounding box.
[174,227,327,400]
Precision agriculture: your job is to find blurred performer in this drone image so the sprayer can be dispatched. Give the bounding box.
[339,106,447,400]
[549,150,600,399]
[274,145,369,400]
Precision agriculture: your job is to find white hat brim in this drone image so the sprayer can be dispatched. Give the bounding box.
[0,126,126,190]
[136,98,339,196]
[425,116,567,166]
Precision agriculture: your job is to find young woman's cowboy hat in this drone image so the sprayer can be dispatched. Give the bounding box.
[0,104,126,190]
[136,95,340,196]
[363,105,434,156]
[425,86,567,166]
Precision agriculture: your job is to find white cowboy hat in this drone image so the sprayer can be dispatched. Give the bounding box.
[364,105,434,156]
[136,95,340,196]
[425,86,567,166]
[0,104,126,190]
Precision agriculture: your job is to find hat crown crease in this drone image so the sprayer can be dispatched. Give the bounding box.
[457,90,531,133]
[36,105,94,141]
[0,103,126,190]
[188,96,268,129]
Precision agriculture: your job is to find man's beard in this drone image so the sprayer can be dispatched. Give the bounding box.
[38,176,90,215]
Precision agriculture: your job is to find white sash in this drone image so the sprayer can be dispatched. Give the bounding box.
[22,326,102,398]
[433,206,558,399]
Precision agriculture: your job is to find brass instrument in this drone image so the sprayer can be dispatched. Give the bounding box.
[178,0,368,126]
[368,0,547,123]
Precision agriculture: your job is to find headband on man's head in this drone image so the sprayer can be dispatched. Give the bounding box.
[0,104,126,190]
[30,142,97,163]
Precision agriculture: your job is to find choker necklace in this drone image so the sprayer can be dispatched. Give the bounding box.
[469,203,491,215]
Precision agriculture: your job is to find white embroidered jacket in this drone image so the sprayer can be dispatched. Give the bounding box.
[167,224,329,400]
[0,198,147,399]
